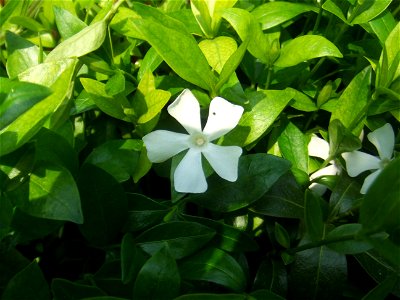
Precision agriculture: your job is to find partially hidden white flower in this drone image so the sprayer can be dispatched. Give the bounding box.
[308,135,340,195]
[342,123,395,194]
[142,89,244,193]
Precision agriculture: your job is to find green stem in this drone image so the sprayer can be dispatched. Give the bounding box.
[264,66,273,90]
[312,4,323,34]
[286,233,355,254]
[104,0,126,22]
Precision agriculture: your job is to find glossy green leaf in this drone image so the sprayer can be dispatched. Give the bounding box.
[133,246,180,300]
[288,241,347,300]
[278,122,308,176]
[275,35,342,68]
[253,259,287,297]
[304,190,324,241]
[199,36,237,73]
[78,164,128,246]
[188,154,291,212]
[328,119,361,157]
[360,158,400,233]
[179,247,246,292]
[251,172,304,219]
[6,31,41,79]
[252,1,318,30]
[51,279,106,300]
[378,21,400,87]
[84,139,142,182]
[137,89,171,124]
[326,224,374,254]
[121,233,148,284]
[0,58,77,156]
[174,294,250,300]
[330,67,371,132]
[362,274,399,300]
[322,0,349,24]
[350,0,392,25]
[9,15,46,32]
[80,77,132,122]
[105,71,125,96]
[125,193,169,232]
[53,6,87,40]
[367,11,396,44]
[328,174,361,218]
[0,79,52,130]
[0,0,21,28]
[138,47,163,81]
[1,261,50,300]
[135,221,215,259]
[182,215,259,252]
[45,20,106,62]
[275,222,291,248]
[223,89,294,146]
[19,161,82,223]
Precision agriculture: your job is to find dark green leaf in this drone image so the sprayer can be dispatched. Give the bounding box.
[360,158,400,233]
[121,233,148,284]
[78,164,128,246]
[51,278,106,300]
[20,161,82,223]
[326,224,374,254]
[253,259,287,297]
[135,221,215,259]
[85,139,142,182]
[174,294,249,300]
[133,246,180,300]
[275,222,291,248]
[105,71,126,96]
[328,119,361,157]
[304,190,324,241]
[179,247,247,292]
[1,261,50,300]
[362,274,399,300]
[188,154,291,212]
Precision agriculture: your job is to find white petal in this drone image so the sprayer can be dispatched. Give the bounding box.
[202,143,242,181]
[143,130,190,163]
[309,165,339,195]
[174,148,207,193]
[342,151,380,177]
[167,89,202,135]
[309,183,327,196]
[308,135,330,160]
[360,170,381,194]
[203,97,244,141]
[367,123,394,160]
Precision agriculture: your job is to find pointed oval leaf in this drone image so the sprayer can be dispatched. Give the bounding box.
[275,35,342,68]
[199,36,237,73]
[136,221,216,259]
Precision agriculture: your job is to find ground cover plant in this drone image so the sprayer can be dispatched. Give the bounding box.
[0,0,399,299]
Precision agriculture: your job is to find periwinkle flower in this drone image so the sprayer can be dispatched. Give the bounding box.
[143,89,244,193]
[342,123,395,194]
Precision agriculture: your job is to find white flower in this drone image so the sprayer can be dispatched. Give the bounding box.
[142,89,244,193]
[342,123,395,194]
[308,135,340,195]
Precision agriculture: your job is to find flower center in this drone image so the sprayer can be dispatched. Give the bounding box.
[380,157,391,169]
[191,133,208,149]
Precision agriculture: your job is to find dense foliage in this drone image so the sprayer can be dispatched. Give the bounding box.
[0,0,399,299]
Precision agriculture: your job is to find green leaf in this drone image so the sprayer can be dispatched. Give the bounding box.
[78,164,128,246]
[304,190,324,241]
[275,35,342,68]
[105,70,126,96]
[0,79,52,130]
[20,161,82,223]
[378,22,400,87]
[0,0,21,28]
[0,58,77,156]
[125,193,169,232]
[322,0,350,24]
[326,224,374,254]
[113,3,216,92]
[1,261,50,300]
[80,77,132,122]
[9,15,46,32]
[278,122,308,176]
[253,259,287,297]
[362,274,399,300]
[187,154,291,212]
[251,172,304,219]
[288,240,347,300]
[53,6,87,40]
[199,36,237,73]
[275,222,291,248]
[350,0,392,25]
[330,67,371,132]
[5,31,41,79]
[223,89,294,146]
[135,221,216,259]
[182,214,259,252]
[45,20,106,62]
[252,1,318,30]
[138,47,163,81]
[84,139,142,182]
[133,246,180,300]
[328,119,361,157]
[179,247,246,292]
[51,279,106,300]
[367,10,396,44]
[121,233,148,284]
[360,158,400,233]
[137,90,171,124]
[174,294,250,300]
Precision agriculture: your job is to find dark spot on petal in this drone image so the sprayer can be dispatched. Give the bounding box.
[212,112,216,115]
